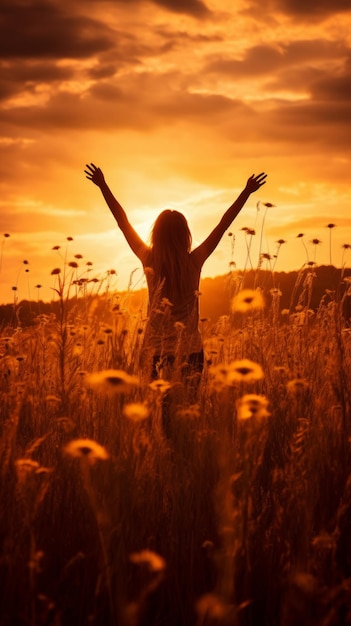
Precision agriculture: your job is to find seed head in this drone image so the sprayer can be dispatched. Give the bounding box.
[86,369,140,394]
[123,402,150,422]
[15,458,40,473]
[236,394,270,420]
[270,288,282,296]
[231,289,265,313]
[228,359,264,384]
[286,378,309,394]
[64,438,109,463]
[149,379,172,394]
[130,549,166,572]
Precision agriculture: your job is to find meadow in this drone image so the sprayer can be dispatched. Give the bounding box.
[0,245,351,626]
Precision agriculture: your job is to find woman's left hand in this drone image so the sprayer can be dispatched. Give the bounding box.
[84,163,105,187]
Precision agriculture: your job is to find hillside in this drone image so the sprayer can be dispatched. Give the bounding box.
[1,265,350,328]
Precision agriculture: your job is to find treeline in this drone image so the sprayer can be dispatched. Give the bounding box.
[1,265,350,328]
[200,264,351,321]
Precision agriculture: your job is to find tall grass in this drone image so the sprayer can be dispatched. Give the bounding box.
[0,257,351,626]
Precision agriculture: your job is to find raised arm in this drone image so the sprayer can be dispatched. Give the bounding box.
[192,173,267,267]
[84,163,149,263]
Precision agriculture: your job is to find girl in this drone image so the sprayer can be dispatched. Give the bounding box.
[85,164,267,385]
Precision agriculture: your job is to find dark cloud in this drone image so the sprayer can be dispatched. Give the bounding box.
[1,62,350,156]
[0,90,157,133]
[265,67,326,95]
[298,101,351,127]
[262,45,351,105]
[155,28,223,44]
[204,39,347,78]
[0,61,74,102]
[247,0,351,20]
[257,99,351,151]
[112,0,210,17]
[279,0,351,17]
[153,90,247,120]
[0,0,350,170]
[88,64,122,80]
[311,71,351,102]
[0,71,253,138]
[152,0,210,17]
[0,0,115,59]
[206,45,284,76]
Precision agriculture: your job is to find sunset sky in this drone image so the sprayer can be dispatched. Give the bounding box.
[1,0,351,303]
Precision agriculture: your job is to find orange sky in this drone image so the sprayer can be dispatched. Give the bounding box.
[1,0,351,303]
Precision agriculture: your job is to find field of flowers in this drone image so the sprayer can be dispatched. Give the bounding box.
[0,259,351,626]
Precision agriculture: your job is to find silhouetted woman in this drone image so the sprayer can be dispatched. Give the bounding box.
[85,164,267,407]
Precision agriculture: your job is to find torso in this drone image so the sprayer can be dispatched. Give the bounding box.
[141,252,202,358]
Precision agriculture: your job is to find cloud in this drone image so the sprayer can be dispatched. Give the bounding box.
[311,67,351,102]
[277,0,351,18]
[0,61,75,103]
[1,69,253,133]
[153,0,210,17]
[247,0,351,20]
[204,39,348,79]
[113,0,211,17]
[155,27,223,44]
[0,1,116,60]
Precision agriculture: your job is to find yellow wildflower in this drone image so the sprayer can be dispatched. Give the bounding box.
[228,359,264,384]
[63,438,109,464]
[231,289,265,313]
[123,402,150,422]
[86,369,139,395]
[149,379,172,394]
[286,378,309,394]
[236,394,270,421]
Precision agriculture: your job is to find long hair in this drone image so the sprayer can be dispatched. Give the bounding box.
[149,210,192,304]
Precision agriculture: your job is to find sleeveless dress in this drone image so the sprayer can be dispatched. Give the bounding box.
[141,252,203,361]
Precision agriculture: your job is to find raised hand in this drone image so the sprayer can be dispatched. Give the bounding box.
[84,163,105,187]
[245,172,267,194]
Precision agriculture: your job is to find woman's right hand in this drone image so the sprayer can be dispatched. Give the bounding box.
[84,163,105,187]
[245,172,267,193]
